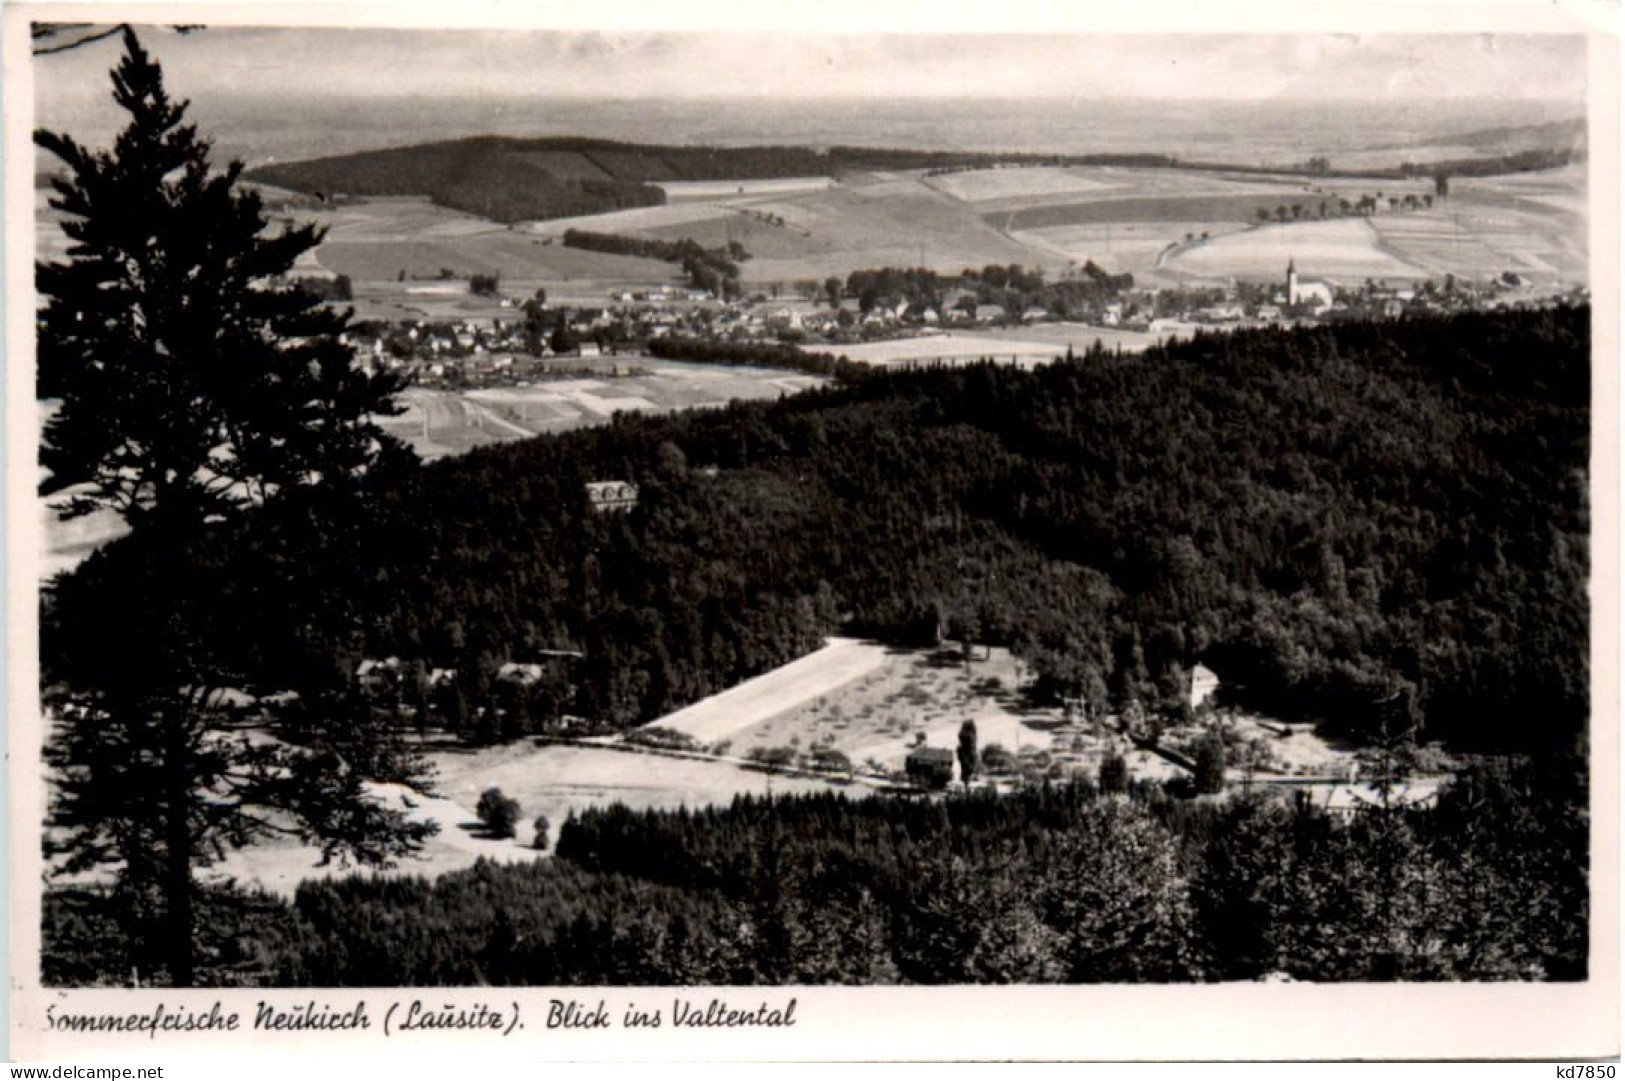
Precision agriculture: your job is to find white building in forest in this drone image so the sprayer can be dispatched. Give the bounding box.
[1189,663,1221,712]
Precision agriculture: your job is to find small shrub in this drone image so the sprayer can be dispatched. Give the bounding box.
[477,787,522,839]
[746,745,796,770]
[1098,750,1129,794]
[532,814,551,851]
[980,742,1016,776]
[810,747,853,775]
[1193,734,1227,795]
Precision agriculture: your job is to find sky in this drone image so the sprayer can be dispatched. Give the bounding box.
[32,26,1588,109]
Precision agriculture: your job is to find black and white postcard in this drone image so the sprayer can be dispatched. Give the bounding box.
[6,0,1619,1064]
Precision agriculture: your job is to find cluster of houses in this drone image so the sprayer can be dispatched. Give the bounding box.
[334,259,1583,391]
[894,659,1447,816]
[341,290,1028,382]
[1127,261,1575,334]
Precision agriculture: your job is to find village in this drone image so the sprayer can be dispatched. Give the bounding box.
[328,257,1584,389]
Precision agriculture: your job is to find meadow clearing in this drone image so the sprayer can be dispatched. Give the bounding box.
[1010,220,1248,276]
[828,335,1068,366]
[428,741,851,852]
[375,362,825,459]
[921,165,1121,204]
[170,738,857,898]
[40,484,128,580]
[646,638,1129,780]
[825,324,1168,367]
[654,175,837,201]
[961,322,1171,353]
[1167,217,1427,280]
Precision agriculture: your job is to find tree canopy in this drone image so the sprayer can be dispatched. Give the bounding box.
[36,31,406,531]
[36,29,433,986]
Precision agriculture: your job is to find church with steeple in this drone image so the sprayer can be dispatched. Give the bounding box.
[1286,258,1334,309]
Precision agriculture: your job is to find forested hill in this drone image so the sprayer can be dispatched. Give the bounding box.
[49,308,1590,753]
[243,137,1174,223]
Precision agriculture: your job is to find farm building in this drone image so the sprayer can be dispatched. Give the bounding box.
[585,480,639,513]
[905,746,956,789]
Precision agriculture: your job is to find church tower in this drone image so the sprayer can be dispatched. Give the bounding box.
[1286,258,1298,304]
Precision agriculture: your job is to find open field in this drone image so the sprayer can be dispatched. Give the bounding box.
[645,638,1168,782]
[200,779,534,897]
[1459,162,1586,216]
[430,741,855,848]
[522,174,1072,282]
[1012,221,1248,275]
[44,161,1587,311]
[168,165,1596,300]
[639,208,840,261]
[656,176,836,201]
[318,230,675,283]
[255,196,684,289]
[41,488,129,580]
[831,335,1068,367]
[1167,218,1425,281]
[1371,215,1525,277]
[652,642,1101,778]
[376,360,826,459]
[289,196,507,241]
[524,201,739,234]
[970,167,1312,213]
[653,638,893,744]
[735,178,1069,279]
[963,322,1171,353]
[828,324,1166,366]
[190,738,858,897]
[999,193,1324,231]
[923,166,1121,204]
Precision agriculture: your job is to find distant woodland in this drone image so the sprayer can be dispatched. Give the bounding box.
[242,137,1172,222]
[561,229,748,294]
[245,134,1584,223]
[46,307,1590,755]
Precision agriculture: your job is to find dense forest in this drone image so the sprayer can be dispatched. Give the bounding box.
[644,336,856,378]
[44,759,1587,985]
[45,308,1589,754]
[561,229,748,294]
